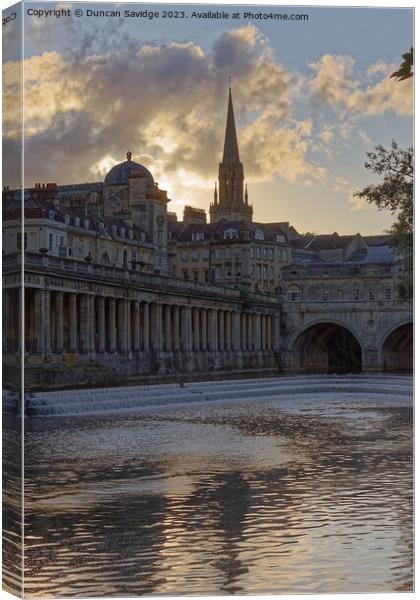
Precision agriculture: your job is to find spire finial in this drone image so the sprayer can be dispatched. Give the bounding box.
[222,83,240,163]
[126,151,132,161]
[245,183,248,205]
[214,182,218,203]
[228,75,232,90]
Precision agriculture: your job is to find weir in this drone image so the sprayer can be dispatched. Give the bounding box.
[6,374,413,418]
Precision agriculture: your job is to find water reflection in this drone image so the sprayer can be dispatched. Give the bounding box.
[21,391,413,596]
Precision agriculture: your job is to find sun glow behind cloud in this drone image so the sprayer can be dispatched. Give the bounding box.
[3,12,413,232]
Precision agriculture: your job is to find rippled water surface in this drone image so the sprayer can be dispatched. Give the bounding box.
[19,386,413,596]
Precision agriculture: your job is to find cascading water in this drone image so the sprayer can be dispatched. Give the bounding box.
[13,374,413,418]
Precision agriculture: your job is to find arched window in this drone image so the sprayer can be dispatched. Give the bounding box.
[101,253,110,265]
[287,285,301,302]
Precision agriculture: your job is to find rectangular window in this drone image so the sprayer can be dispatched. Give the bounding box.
[193,270,199,281]
[322,289,329,302]
[269,248,274,261]
[49,233,53,250]
[353,288,360,301]
[250,247,255,258]
[384,288,392,300]
[256,265,261,279]
[181,250,188,262]
[183,270,189,280]
[202,250,209,260]
[269,266,274,280]
[263,247,268,260]
[191,250,199,261]
[225,248,232,259]
[204,270,209,282]
[256,247,261,259]
[368,289,375,301]
[215,248,222,259]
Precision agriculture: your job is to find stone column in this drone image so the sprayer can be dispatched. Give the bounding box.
[142,302,150,352]
[172,306,180,351]
[241,313,247,351]
[126,300,131,353]
[117,299,126,353]
[210,309,219,352]
[181,306,192,353]
[273,314,281,350]
[34,289,44,352]
[151,303,163,352]
[193,307,200,351]
[108,298,116,352]
[200,308,207,351]
[247,313,253,351]
[97,297,106,353]
[133,301,140,351]
[267,315,272,350]
[55,292,64,353]
[254,314,261,351]
[261,315,267,351]
[233,312,241,351]
[218,310,225,351]
[225,311,232,352]
[89,296,96,352]
[164,305,172,352]
[79,294,90,353]
[69,293,78,351]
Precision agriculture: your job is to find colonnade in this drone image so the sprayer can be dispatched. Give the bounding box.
[16,288,277,356]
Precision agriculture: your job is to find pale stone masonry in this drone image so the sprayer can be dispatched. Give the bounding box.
[2,88,412,388]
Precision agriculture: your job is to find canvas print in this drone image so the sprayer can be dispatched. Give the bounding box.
[2,1,414,596]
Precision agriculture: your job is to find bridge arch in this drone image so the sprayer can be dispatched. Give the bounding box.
[380,320,413,373]
[291,321,363,374]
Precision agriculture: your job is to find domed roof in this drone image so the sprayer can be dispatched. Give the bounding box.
[104,152,154,186]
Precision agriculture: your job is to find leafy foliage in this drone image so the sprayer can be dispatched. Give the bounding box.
[391,47,413,81]
[354,141,413,300]
[239,285,254,310]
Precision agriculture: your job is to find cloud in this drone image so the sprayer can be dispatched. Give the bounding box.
[333,176,350,192]
[308,53,413,117]
[4,25,324,196]
[347,191,368,212]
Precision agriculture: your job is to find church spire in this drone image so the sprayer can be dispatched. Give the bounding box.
[209,86,253,223]
[222,87,240,164]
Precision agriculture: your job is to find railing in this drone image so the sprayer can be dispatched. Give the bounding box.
[5,252,280,306]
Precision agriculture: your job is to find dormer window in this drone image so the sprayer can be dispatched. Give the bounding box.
[120,227,125,237]
[224,229,238,240]
[111,225,117,236]
[64,215,70,225]
[49,210,55,220]
[128,229,133,240]
[84,219,89,229]
[276,234,285,243]
[255,230,264,240]
[75,217,80,227]
[192,232,204,241]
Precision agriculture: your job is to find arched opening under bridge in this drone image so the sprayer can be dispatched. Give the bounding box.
[293,322,362,374]
[382,323,413,373]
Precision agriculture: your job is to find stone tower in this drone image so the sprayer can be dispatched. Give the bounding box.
[209,88,253,223]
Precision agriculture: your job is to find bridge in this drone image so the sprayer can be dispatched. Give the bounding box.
[279,300,413,374]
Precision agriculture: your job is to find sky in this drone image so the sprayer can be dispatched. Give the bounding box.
[2,2,414,235]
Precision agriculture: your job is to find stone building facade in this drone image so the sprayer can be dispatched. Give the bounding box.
[2,88,412,389]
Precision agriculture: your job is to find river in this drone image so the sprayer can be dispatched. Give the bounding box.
[5,379,414,596]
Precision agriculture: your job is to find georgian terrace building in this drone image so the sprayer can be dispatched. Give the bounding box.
[2,88,412,388]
